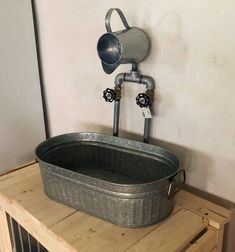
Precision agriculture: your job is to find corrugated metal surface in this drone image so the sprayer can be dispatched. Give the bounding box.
[36,133,181,227]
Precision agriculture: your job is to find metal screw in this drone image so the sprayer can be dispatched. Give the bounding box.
[139,97,145,104]
[106,93,112,99]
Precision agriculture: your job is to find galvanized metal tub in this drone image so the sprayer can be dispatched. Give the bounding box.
[36,133,184,227]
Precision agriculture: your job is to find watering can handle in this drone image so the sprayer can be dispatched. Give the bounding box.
[105,8,130,33]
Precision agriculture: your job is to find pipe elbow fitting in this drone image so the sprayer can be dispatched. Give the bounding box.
[114,73,125,85]
[142,76,155,90]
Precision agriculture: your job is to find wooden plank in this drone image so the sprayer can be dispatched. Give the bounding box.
[50,205,181,252]
[175,190,232,229]
[0,163,184,252]
[0,160,36,177]
[0,165,76,252]
[215,227,224,252]
[0,163,231,252]
[126,209,208,252]
[0,170,78,227]
[0,208,13,252]
[186,229,217,252]
[0,194,76,252]
[0,163,39,186]
[176,190,231,219]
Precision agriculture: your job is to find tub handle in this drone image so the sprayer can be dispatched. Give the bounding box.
[167,169,186,199]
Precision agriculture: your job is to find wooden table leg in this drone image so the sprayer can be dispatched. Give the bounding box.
[0,208,13,252]
[216,227,224,252]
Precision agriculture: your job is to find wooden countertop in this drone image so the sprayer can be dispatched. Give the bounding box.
[0,162,232,252]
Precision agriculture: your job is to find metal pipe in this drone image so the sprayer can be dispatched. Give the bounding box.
[114,73,125,85]
[27,232,32,252]
[36,241,41,252]
[9,216,16,251]
[17,223,25,252]
[114,70,155,91]
[114,69,155,142]
[142,76,155,90]
[113,100,120,137]
[143,118,151,143]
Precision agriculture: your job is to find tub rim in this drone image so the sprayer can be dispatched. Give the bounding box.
[36,132,180,193]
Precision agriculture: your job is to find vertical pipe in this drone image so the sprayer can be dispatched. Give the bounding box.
[27,232,32,252]
[143,118,151,143]
[36,241,41,252]
[113,100,120,137]
[17,223,25,252]
[9,217,16,251]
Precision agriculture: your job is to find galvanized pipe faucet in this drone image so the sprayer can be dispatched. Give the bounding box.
[98,8,155,143]
[112,65,155,143]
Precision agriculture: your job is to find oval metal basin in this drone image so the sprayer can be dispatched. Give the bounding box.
[36,132,181,227]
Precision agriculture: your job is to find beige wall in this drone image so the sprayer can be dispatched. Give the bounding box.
[35,0,235,249]
[0,0,45,171]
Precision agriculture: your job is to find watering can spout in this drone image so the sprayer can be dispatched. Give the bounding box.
[102,62,119,74]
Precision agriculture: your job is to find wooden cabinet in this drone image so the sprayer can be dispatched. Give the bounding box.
[0,162,231,252]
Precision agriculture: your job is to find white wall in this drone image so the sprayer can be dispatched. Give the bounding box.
[35,0,235,202]
[0,0,45,171]
[35,0,235,248]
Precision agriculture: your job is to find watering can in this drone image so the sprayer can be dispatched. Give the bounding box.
[97,8,150,74]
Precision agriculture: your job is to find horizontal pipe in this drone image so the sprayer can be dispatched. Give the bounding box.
[114,71,155,90]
